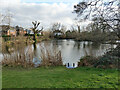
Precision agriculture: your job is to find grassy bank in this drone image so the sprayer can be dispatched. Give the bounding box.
[2,36,50,45]
[2,66,119,88]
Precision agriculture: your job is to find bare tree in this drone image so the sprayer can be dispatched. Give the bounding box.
[0,13,3,24]
[74,19,81,33]
[61,24,67,34]
[51,22,61,31]
[7,10,12,28]
[1,10,13,28]
[73,0,120,39]
[51,22,66,32]
[15,25,20,36]
[75,22,81,33]
[32,21,43,43]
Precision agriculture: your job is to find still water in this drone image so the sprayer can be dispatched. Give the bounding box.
[1,39,117,65]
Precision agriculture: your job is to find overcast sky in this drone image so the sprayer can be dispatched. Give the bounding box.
[0,0,92,29]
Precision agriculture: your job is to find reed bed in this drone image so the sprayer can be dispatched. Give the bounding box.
[2,43,63,67]
[40,44,63,67]
[2,46,34,68]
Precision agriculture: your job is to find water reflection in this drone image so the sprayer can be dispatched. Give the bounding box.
[1,39,117,65]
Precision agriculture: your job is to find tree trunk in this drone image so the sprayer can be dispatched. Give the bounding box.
[33,34,37,43]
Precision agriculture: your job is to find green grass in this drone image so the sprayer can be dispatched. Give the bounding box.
[2,66,119,88]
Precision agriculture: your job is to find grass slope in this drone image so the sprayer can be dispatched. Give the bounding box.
[2,66,119,88]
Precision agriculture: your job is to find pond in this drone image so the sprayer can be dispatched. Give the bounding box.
[1,39,117,67]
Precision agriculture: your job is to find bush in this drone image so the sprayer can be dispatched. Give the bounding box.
[2,35,11,37]
[78,47,120,69]
[78,56,98,67]
[94,55,119,69]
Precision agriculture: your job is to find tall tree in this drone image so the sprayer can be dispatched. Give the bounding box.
[73,0,120,39]
[32,21,43,43]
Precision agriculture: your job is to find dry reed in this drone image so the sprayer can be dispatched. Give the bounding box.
[2,43,63,67]
[2,46,34,68]
[40,44,63,66]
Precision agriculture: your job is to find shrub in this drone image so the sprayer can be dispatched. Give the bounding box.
[78,56,98,67]
[94,55,119,69]
[78,54,119,69]
[78,45,120,69]
[2,35,11,37]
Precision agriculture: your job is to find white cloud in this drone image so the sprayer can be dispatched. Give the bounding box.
[0,1,91,30]
[21,0,80,3]
[0,0,20,7]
